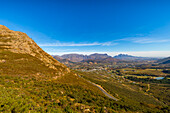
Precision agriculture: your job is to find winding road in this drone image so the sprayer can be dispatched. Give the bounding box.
[78,75,119,101]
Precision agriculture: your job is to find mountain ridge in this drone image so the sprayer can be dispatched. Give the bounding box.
[114,54,160,61]
[0,25,70,77]
[54,53,112,62]
[158,56,170,64]
[53,53,160,62]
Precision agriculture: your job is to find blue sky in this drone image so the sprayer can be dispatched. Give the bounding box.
[0,0,170,57]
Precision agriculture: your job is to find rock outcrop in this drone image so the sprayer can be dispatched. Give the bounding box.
[0,25,70,76]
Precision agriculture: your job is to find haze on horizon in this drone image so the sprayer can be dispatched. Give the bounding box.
[0,0,170,57]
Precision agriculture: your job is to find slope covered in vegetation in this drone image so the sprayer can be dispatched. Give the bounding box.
[0,25,140,112]
[1,25,169,112]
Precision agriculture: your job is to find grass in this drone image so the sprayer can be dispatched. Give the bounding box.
[0,51,66,78]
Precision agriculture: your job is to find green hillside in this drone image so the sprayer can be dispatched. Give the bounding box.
[0,25,169,112]
[0,25,113,112]
[0,25,136,112]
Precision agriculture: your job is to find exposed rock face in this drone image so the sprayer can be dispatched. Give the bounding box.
[0,25,70,75]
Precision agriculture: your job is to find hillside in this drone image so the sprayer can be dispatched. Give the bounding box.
[0,25,70,77]
[53,55,75,65]
[158,57,170,64]
[0,25,126,112]
[53,55,63,61]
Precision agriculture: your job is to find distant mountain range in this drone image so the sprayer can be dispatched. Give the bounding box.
[61,53,112,62]
[53,53,159,63]
[114,54,160,61]
[54,53,112,62]
[61,54,88,62]
[158,57,170,64]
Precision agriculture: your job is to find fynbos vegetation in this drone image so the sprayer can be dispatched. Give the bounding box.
[0,25,169,112]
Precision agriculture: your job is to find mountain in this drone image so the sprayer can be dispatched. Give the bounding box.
[114,54,159,61]
[0,25,70,77]
[114,54,134,59]
[55,53,159,63]
[53,55,74,65]
[57,53,111,62]
[61,54,88,62]
[158,57,170,64]
[88,53,111,60]
[53,55,63,61]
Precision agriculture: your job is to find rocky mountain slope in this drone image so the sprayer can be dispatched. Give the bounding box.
[0,25,70,77]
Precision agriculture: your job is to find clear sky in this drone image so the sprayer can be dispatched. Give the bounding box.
[0,0,170,57]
